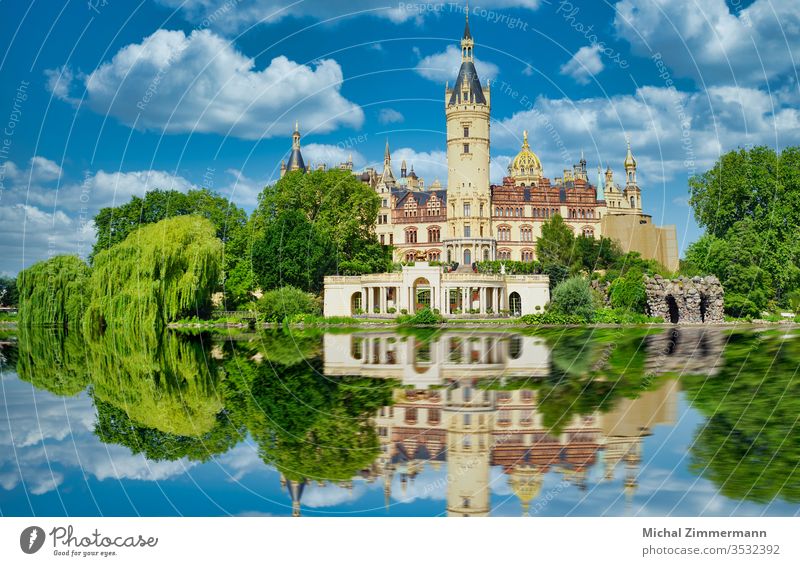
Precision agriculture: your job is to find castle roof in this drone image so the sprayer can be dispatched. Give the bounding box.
[449,61,486,105]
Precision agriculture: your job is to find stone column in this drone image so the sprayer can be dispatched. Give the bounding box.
[479,288,486,314]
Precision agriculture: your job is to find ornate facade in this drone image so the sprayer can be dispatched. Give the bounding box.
[282,14,678,271]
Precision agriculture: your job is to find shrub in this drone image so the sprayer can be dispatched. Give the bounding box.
[400,308,408,315]
[258,286,321,322]
[550,276,595,320]
[388,307,397,314]
[608,269,647,313]
[788,290,800,314]
[397,307,443,325]
[521,312,585,325]
[724,293,760,319]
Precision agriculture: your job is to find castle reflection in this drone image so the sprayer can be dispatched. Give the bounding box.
[281,329,728,516]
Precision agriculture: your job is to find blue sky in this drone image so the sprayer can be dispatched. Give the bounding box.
[1,0,799,275]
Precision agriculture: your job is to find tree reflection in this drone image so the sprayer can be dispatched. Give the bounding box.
[684,331,800,504]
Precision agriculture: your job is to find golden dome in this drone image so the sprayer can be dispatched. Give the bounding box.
[510,465,543,516]
[510,131,543,178]
[624,140,637,169]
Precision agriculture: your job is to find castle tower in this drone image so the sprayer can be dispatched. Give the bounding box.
[283,121,306,178]
[380,139,396,186]
[444,383,493,516]
[443,8,494,265]
[623,140,642,210]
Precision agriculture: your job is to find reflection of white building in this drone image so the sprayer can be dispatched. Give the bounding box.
[323,331,550,387]
[323,262,549,318]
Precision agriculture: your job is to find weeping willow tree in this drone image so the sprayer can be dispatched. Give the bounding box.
[87,328,225,437]
[17,255,91,327]
[84,216,223,330]
[16,326,90,396]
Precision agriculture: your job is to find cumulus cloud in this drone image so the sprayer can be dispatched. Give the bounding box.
[493,85,800,190]
[614,0,800,86]
[302,143,365,169]
[47,29,363,140]
[378,108,404,125]
[560,45,604,85]
[389,147,448,185]
[0,157,268,274]
[157,0,542,32]
[415,45,499,84]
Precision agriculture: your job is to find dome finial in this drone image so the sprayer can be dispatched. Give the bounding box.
[522,130,529,148]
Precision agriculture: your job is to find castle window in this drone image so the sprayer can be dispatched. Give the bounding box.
[520,226,532,242]
[631,196,636,208]
[464,127,469,138]
[428,226,440,243]
[427,250,440,262]
[389,234,393,245]
[380,235,385,244]
[464,225,471,238]
[582,227,594,238]
[463,143,470,154]
[405,251,416,262]
[498,226,511,241]
[495,207,501,216]
[522,249,534,262]
[463,203,471,216]
[498,249,511,260]
[406,227,417,244]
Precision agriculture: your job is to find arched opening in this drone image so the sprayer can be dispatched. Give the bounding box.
[351,291,363,315]
[665,295,680,324]
[509,336,522,359]
[699,294,708,322]
[666,328,679,355]
[413,277,431,313]
[509,292,522,316]
[483,248,489,261]
[464,248,471,265]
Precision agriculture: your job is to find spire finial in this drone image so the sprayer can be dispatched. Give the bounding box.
[384,138,390,162]
[463,1,471,39]
[522,130,529,149]
[295,120,299,133]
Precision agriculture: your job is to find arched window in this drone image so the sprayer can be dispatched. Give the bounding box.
[405,251,417,262]
[427,250,440,261]
[630,196,636,208]
[464,249,472,265]
[427,226,440,243]
[406,227,418,244]
[582,226,594,238]
[520,225,533,242]
[498,249,511,260]
[521,249,534,262]
[497,225,511,241]
[509,292,522,316]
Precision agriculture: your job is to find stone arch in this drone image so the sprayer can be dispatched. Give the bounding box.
[350,291,363,315]
[509,292,522,316]
[413,277,431,312]
[665,295,680,324]
[463,248,471,265]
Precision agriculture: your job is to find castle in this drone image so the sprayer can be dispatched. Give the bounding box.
[281,13,678,272]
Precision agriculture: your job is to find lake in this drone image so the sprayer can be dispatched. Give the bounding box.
[0,326,798,517]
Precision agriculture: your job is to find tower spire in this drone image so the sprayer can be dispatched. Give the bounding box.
[384,138,391,163]
[464,1,471,39]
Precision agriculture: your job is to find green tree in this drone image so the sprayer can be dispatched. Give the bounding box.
[0,276,18,307]
[257,286,322,323]
[609,269,647,313]
[17,255,91,327]
[549,276,595,320]
[252,169,391,278]
[84,216,223,330]
[92,188,246,258]
[688,146,800,306]
[535,214,576,269]
[574,236,622,273]
[251,210,335,293]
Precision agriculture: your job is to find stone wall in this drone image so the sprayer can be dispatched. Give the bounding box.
[645,275,724,324]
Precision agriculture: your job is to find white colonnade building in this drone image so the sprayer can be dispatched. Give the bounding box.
[323,262,549,317]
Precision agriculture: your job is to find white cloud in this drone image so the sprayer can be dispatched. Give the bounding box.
[560,45,604,85]
[48,29,363,140]
[493,84,800,190]
[415,45,499,84]
[378,108,404,125]
[157,0,542,32]
[303,143,365,169]
[614,0,800,86]
[389,147,448,186]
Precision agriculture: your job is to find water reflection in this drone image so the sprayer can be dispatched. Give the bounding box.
[0,326,798,517]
